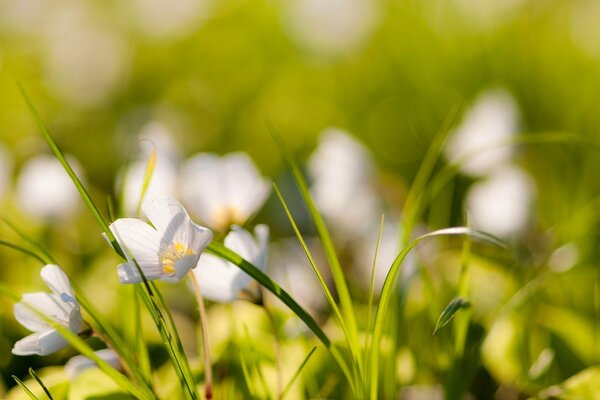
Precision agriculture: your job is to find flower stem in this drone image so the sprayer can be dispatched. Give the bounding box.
[188,271,213,400]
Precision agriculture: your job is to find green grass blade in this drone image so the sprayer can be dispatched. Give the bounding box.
[206,241,356,395]
[18,85,122,255]
[269,130,361,382]
[136,143,157,216]
[28,368,53,400]
[0,216,56,264]
[433,297,470,335]
[0,239,47,264]
[12,376,39,400]
[368,227,505,400]
[280,347,316,400]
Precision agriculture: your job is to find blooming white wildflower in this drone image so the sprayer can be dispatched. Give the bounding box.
[283,0,379,57]
[466,166,534,238]
[180,152,271,231]
[194,225,269,303]
[12,264,84,356]
[16,154,82,220]
[65,349,121,379]
[109,196,213,284]
[308,128,381,237]
[445,89,520,177]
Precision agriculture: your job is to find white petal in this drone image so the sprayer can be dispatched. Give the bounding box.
[180,153,225,226]
[65,348,121,379]
[222,153,271,219]
[109,218,161,269]
[13,301,50,332]
[18,293,73,328]
[225,226,258,262]
[12,332,44,355]
[254,224,270,272]
[194,254,245,303]
[186,222,213,254]
[167,254,200,282]
[142,196,190,245]
[37,329,69,355]
[40,264,75,299]
[117,261,163,284]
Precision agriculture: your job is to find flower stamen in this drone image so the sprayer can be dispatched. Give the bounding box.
[159,242,194,274]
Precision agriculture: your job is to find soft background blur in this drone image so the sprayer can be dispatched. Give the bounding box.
[1,0,600,398]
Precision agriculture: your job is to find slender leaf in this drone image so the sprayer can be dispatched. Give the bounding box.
[0,216,56,264]
[280,347,317,400]
[0,239,47,264]
[433,297,470,335]
[12,375,39,400]
[29,368,54,400]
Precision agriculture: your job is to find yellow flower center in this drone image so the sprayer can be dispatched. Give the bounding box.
[213,206,244,231]
[159,242,194,274]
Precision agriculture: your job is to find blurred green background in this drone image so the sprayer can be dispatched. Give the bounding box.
[1,0,600,398]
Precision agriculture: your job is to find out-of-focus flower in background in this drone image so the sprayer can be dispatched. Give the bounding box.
[570,0,600,60]
[64,349,121,379]
[0,0,53,35]
[12,264,84,356]
[194,225,269,303]
[43,3,129,107]
[128,0,210,41]
[282,0,379,58]
[465,166,534,238]
[180,152,271,232]
[308,128,381,238]
[118,122,180,216]
[109,196,213,284]
[0,143,13,203]
[16,154,82,221]
[445,89,520,177]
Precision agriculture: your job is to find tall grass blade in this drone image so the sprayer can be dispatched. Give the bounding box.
[433,297,470,335]
[12,376,39,400]
[369,227,505,400]
[0,239,47,264]
[28,368,53,400]
[1,216,56,264]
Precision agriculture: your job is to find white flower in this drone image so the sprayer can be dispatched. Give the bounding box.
[466,166,534,238]
[16,154,82,220]
[65,349,121,379]
[109,196,213,284]
[308,128,381,237]
[180,152,271,231]
[193,225,269,303]
[445,89,520,177]
[12,264,84,356]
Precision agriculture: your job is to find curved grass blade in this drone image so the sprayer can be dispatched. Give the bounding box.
[206,241,356,395]
[269,128,361,384]
[433,297,470,335]
[12,375,39,400]
[28,368,53,400]
[0,239,47,264]
[368,227,505,400]
[0,216,56,264]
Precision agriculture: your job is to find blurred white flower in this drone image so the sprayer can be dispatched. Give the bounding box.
[309,128,381,237]
[194,225,269,303]
[0,144,13,202]
[449,0,526,32]
[109,196,213,284]
[43,5,128,107]
[548,243,579,273]
[129,0,209,40]
[283,0,379,57]
[466,166,534,238]
[12,264,84,356]
[180,152,271,231]
[570,0,600,60]
[65,349,121,379]
[118,122,180,216]
[267,238,328,314]
[445,89,520,177]
[16,154,81,221]
[0,0,53,35]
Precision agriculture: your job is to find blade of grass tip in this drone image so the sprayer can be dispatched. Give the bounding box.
[268,127,361,378]
[433,297,470,335]
[243,324,271,400]
[401,106,462,246]
[135,140,157,217]
[280,347,317,400]
[12,376,39,400]
[18,85,123,257]
[1,216,56,264]
[369,227,505,400]
[273,184,354,354]
[239,348,257,399]
[206,242,356,395]
[364,215,385,366]
[0,239,47,265]
[28,368,53,400]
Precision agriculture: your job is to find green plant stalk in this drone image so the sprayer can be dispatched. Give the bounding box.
[12,375,39,400]
[28,368,54,400]
[280,347,317,400]
[369,227,505,400]
[206,241,357,396]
